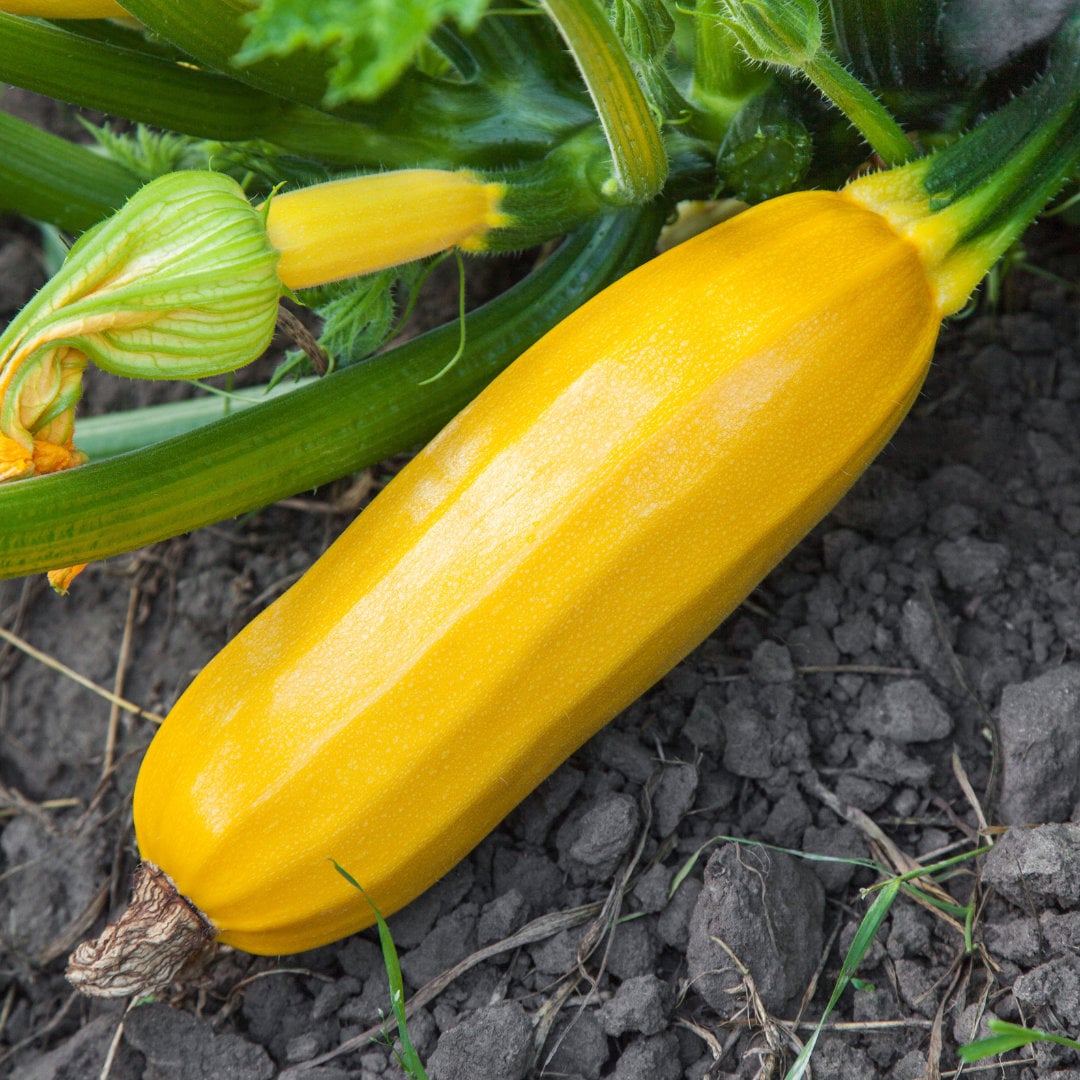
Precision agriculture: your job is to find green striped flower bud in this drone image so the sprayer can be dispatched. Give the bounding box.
[0,171,280,481]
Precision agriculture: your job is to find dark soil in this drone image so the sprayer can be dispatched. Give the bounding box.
[2,97,1080,1080]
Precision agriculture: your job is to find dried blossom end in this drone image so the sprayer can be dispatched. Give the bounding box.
[66,862,215,998]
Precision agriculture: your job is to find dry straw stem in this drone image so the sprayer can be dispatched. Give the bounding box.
[0,626,165,724]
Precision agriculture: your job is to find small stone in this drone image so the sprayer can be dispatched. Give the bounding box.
[285,1032,322,1063]
[652,763,698,836]
[1014,953,1080,1028]
[427,1002,532,1080]
[832,612,877,657]
[933,536,1009,592]
[507,764,584,845]
[605,917,661,981]
[531,925,587,976]
[686,843,825,1018]
[598,974,675,1036]
[997,664,1080,823]
[656,876,702,950]
[760,790,811,846]
[721,705,773,778]
[542,1010,609,1080]
[880,679,954,742]
[125,1003,274,1080]
[835,772,891,812]
[567,792,640,872]
[593,728,655,784]
[611,1031,681,1080]
[983,916,1041,965]
[749,641,795,683]
[803,1036,877,1079]
[477,889,529,946]
[787,623,840,668]
[853,738,933,787]
[312,976,362,1021]
[801,823,866,893]
[983,825,1080,910]
[631,862,673,914]
[19,1016,137,1080]
[399,904,479,989]
[886,905,932,960]
[683,689,725,751]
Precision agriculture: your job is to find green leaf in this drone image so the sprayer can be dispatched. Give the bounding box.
[308,271,399,366]
[235,0,492,105]
[958,1018,1080,1064]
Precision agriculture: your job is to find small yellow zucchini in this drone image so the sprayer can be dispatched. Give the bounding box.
[266,170,508,289]
[68,184,949,995]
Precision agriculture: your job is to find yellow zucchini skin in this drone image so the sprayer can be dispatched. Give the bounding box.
[133,189,940,956]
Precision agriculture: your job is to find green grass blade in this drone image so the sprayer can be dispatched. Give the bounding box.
[332,862,429,1080]
[784,879,901,1080]
[959,1018,1080,1063]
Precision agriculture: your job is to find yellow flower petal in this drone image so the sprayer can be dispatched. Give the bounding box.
[47,564,87,594]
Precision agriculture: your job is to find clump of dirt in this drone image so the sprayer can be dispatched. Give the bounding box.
[2,148,1079,1079]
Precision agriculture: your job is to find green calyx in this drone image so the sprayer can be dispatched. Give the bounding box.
[720,0,822,68]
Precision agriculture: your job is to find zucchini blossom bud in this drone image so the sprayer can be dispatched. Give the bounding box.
[0,171,281,482]
[719,0,822,69]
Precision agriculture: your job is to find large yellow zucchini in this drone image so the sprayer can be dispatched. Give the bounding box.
[69,187,944,993]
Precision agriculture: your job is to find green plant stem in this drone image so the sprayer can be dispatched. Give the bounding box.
[0,206,667,580]
[0,112,140,232]
[691,0,769,132]
[924,11,1080,251]
[0,13,419,167]
[73,381,318,461]
[801,48,913,165]
[540,0,668,202]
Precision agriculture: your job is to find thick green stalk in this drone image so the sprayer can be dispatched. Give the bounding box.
[801,48,913,165]
[0,13,420,166]
[847,10,1080,315]
[0,206,666,580]
[74,381,318,460]
[0,111,140,231]
[541,0,668,202]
